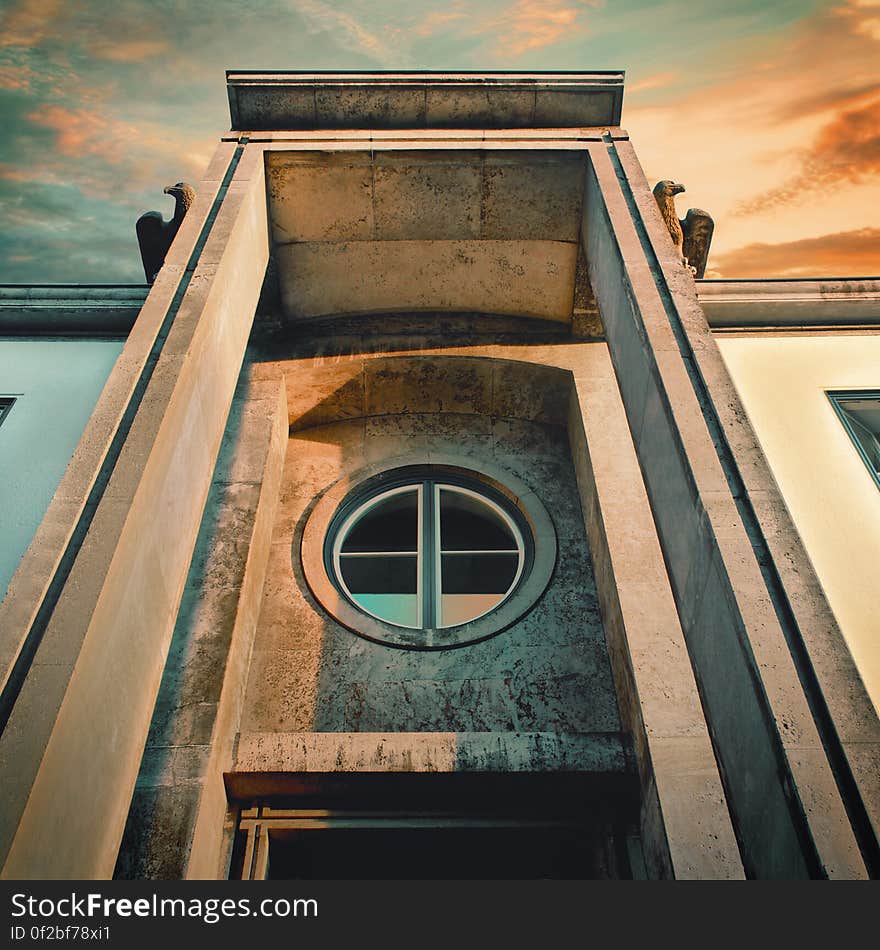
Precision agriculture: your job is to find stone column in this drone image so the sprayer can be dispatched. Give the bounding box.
[581,134,867,879]
[0,141,268,879]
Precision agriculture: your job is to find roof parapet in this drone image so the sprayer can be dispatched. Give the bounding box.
[0,285,148,334]
[698,278,880,328]
[226,70,625,132]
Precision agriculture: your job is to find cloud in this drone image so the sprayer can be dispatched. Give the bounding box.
[483,0,598,57]
[1,0,878,283]
[773,81,880,122]
[0,63,36,91]
[26,104,141,162]
[0,177,146,282]
[0,162,34,182]
[293,0,405,63]
[23,103,211,189]
[87,39,169,63]
[414,9,468,37]
[0,0,64,48]
[735,91,880,215]
[711,227,880,278]
[409,0,601,61]
[627,72,677,95]
[836,0,880,40]
[623,0,880,265]
[722,0,880,215]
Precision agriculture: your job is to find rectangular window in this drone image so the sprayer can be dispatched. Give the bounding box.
[0,397,15,428]
[828,390,880,488]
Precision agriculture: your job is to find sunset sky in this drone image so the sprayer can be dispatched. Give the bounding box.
[0,0,878,283]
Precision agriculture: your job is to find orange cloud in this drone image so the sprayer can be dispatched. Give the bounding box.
[0,64,32,90]
[0,162,35,182]
[712,227,880,278]
[1,0,167,68]
[26,104,141,163]
[21,104,212,200]
[87,39,168,63]
[835,0,880,40]
[485,0,598,56]
[736,91,880,215]
[0,0,63,48]
[414,9,468,37]
[773,81,880,122]
[625,0,880,270]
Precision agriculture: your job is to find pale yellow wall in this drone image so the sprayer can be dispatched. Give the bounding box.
[717,334,880,713]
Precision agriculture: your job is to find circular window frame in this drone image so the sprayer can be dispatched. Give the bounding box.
[300,456,557,650]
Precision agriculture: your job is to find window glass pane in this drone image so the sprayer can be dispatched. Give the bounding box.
[439,488,516,551]
[340,554,417,593]
[837,397,880,475]
[341,489,418,552]
[440,593,505,627]
[354,594,419,628]
[327,473,535,636]
[441,552,519,593]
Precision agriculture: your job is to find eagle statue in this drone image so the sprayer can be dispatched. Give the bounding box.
[652,180,714,279]
[136,182,196,284]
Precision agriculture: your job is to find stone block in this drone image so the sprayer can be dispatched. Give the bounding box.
[364,412,493,464]
[425,86,534,128]
[314,85,426,129]
[480,159,585,242]
[286,361,365,430]
[535,88,617,126]
[269,161,373,243]
[492,360,571,423]
[365,356,493,416]
[276,239,577,322]
[491,418,568,462]
[374,160,481,241]
[648,736,745,880]
[115,785,199,880]
[233,731,628,775]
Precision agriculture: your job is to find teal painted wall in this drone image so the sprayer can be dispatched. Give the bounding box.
[0,338,123,600]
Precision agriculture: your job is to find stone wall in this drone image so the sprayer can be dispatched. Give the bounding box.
[241,407,618,737]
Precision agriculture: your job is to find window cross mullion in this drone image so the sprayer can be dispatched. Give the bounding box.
[421,479,437,629]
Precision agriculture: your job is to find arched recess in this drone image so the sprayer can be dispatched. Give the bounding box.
[281,353,576,433]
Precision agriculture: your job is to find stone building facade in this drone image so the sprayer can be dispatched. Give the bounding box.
[0,72,878,880]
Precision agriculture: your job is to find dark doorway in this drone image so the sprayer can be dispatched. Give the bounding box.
[230,773,642,880]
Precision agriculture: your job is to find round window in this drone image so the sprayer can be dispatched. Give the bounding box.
[301,461,556,649]
[330,479,526,630]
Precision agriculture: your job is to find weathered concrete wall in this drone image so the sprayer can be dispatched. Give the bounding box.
[583,138,867,878]
[715,333,880,863]
[227,72,624,132]
[115,375,287,879]
[717,335,880,713]
[9,118,861,880]
[208,341,739,878]
[267,150,585,323]
[240,356,620,740]
[568,355,743,880]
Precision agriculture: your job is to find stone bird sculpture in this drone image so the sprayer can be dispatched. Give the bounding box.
[136,182,196,284]
[652,180,714,278]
